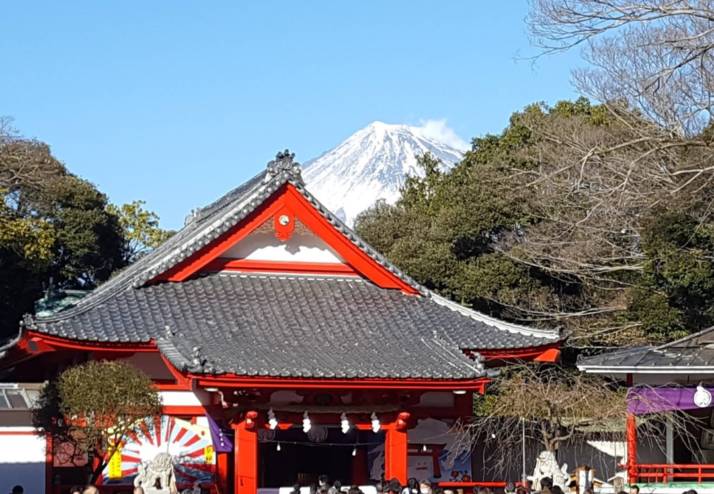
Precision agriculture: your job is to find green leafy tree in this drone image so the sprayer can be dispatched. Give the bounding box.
[33,360,161,483]
[0,119,168,340]
[356,99,714,346]
[108,200,174,262]
[627,211,714,341]
[0,121,124,338]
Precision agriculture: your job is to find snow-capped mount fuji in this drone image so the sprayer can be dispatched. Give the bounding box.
[302,121,465,226]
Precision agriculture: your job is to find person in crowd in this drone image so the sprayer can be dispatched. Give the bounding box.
[629,486,639,494]
[133,487,145,494]
[403,478,419,494]
[375,481,385,494]
[83,486,99,494]
[551,486,564,494]
[10,487,23,494]
[539,477,553,494]
[290,484,301,494]
[387,479,402,494]
[432,488,444,494]
[683,490,698,494]
[348,487,363,494]
[69,486,83,494]
[319,476,330,490]
[568,481,577,494]
[329,481,343,494]
[309,484,318,494]
[419,481,432,494]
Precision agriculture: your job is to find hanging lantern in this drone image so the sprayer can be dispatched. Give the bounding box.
[268,408,278,430]
[370,412,380,433]
[340,412,351,434]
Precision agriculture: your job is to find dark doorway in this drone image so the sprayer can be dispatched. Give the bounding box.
[259,428,381,488]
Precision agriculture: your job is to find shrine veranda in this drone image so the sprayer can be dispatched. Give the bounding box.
[0,153,562,494]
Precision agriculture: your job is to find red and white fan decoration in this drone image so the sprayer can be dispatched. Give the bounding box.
[101,415,215,486]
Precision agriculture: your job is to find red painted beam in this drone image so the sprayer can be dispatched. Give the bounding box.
[24,330,156,353]
[204,258,358,276]
[475,342,561,362]
[196,375,490,392]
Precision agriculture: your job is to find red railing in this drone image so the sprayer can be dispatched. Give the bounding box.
[635,464,714,484]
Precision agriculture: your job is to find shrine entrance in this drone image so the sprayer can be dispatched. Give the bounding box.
[259,427,382,488]
[232,411,410,494]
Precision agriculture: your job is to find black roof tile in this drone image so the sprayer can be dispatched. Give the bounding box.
[578,327,714,370]
[30,273,557,378]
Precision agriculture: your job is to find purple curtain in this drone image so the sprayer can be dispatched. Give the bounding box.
[627,386,714,415]
[206,413,234,452]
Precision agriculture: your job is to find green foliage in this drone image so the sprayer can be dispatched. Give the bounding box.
[356,98,714,345]
[626,211,714,341]
[108,200,174,262]
[45,175,125,284]
[355,114,563,323]
[0,131,126,338]
[0,122,168,339]
[33,360,161,482]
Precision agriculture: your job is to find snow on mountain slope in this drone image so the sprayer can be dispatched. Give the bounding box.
[302,121,465,226]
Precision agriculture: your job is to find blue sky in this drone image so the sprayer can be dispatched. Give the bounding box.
[0,1,581,229]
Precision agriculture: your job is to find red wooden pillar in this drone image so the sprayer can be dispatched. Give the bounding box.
[45,433,54,494]
[217,452,230,494]
[626,413,638,484]
[233,411,259,494]
[385,412,410,485]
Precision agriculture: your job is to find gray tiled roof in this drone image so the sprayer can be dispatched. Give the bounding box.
[31,273,493,378]
[21,152,560,379]
[27,272,557,378]
[578,327,714,370]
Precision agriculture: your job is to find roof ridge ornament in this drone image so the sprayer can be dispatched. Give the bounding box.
[265,149,303,184]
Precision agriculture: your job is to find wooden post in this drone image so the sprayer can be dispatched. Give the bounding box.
[385,412,410,485]
[626,413,637,484]
[217,451,230,494]
[233,411,259,494]
[45,433,54,494]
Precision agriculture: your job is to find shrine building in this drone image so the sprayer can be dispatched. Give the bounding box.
[579,327,714,489]
[0,152,561,494]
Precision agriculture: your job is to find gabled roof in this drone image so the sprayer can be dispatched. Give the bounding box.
[19,152,560,380]
[578,327,714,374]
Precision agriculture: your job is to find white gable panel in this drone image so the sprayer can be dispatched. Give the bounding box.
[223,221,345,263]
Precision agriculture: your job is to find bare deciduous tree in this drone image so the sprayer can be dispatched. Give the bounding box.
[529,0,714,136]
[485,2,714,341]
[459,364,701,478]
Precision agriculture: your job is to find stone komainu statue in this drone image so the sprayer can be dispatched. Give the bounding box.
[134,452,177,494]
[531,450,569,491]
